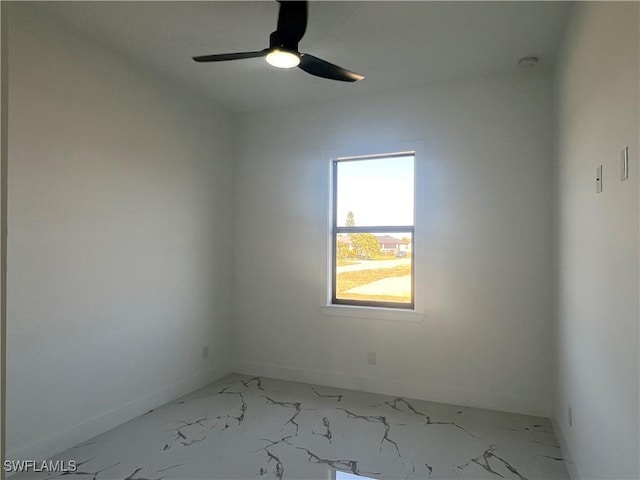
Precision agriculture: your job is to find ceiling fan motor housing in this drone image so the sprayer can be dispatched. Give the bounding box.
[269,31,298,53]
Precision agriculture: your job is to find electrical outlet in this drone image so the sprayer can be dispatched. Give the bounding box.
[568,405,573,427]
[367,351,377,365]
[202,346,209,359]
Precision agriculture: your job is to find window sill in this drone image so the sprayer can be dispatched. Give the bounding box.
[319,305,424,322]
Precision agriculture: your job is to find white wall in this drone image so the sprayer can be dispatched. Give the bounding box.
[6,5,234,459]
[232,69,556,417]
[553,3,639,479]
[1,2,7,475]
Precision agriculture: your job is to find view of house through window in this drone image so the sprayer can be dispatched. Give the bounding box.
[332,153,415,308]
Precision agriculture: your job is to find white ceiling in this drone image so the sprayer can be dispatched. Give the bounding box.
[27,1,571,113]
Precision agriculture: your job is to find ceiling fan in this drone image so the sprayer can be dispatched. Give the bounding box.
[193,0,364,82]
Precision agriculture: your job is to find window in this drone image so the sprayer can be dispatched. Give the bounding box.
[331,152,415,309]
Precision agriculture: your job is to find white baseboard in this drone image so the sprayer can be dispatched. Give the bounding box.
[233,360,550,417]
[6,363,232,465]
[551,416,583,480]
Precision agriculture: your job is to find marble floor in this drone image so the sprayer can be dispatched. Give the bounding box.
[13,374,569,480]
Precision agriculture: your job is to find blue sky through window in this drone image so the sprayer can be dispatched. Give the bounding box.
[336,155,414,227]
[334,471,377,480]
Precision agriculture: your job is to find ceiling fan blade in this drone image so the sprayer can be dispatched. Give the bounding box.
[276,0,308,44]
[298,54,364,82]
[193,50,268,62]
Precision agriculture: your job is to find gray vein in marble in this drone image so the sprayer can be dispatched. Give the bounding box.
[171,418,207,429]
[457,445,528,480]
[241,377,265,391]
[382,397,478,439]
[338,408,401,457]
[425,463,433,476]
[258,448,284,480]
[404,462,415,480]
[124,467,166,480]
[270,451,285,480]
[155,464,191,473]
[257,436,294,451]
[207,390,248,431]
[62,459,93,470]
[383,397,429,418]
[263,396,304,436]
[536,454,564,461]
[310,386,343,402]
[312,417,333,443]
[181,437,206,447]
[69,440,110,450]
[255,436,294,480]
[217,385,237,394]
[296,447,379,477]
[434,419,478,439]
[58,460,120,480]
[491,451,529,480]
[165,417,212,449]
[55,459,94,477]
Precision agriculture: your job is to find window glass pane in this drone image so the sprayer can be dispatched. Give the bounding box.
[336,155,414,227]
[335,471,376,480]
[335,232,412,304]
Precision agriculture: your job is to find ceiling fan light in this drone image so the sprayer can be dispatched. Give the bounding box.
[266,49,300,69]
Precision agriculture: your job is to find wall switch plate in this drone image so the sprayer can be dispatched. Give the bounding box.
[620,146,629,181]
[202,346,209,359]
[596,165,603,193]
[367,351,377,365]
[568,405,573,427]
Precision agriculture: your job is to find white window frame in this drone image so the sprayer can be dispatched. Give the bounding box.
[320,141,426,322]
